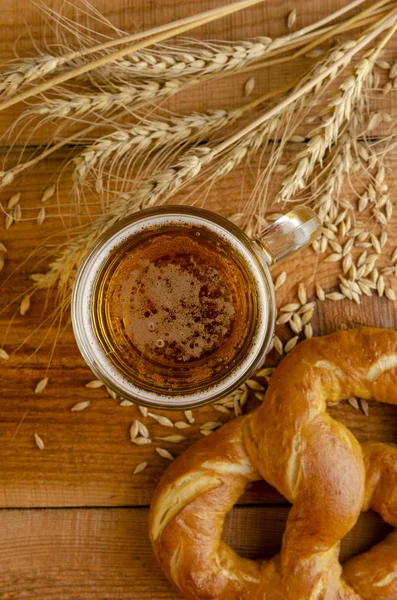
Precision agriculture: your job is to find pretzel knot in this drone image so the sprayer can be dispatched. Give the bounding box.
[149,327,397,600]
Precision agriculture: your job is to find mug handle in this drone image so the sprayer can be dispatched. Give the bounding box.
[254,206,321,266]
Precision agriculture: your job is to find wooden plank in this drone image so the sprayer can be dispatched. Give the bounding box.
[0,506,392,599]
[1,146,397,507]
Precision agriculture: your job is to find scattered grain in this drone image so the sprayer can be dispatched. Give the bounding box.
[174,421,190,429]
[120,399,134,407]
[0,348,9,360]
[284,336,299,353]
[34,433,45,450]
[184,410,195,424]
[246,379,265,391]
[348,396,359,410]
[148,412,173,427]
[20,295,30,316]
[85,379,104,388]
[132,436,152,445]
[133,462,147,474]
[360,398,369,416]
[274,271,287,290]
[34,377,49,394]
[70,400,90,412]
[156,447,174,460]
[325,292,345,301]
[156,435,186,443]
[316,284,325,301]
[138,405,148,418]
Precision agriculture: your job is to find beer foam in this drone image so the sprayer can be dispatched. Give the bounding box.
[119,257,235,362]
[72,212,273,408]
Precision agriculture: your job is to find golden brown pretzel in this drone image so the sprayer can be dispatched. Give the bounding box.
[149,327,397,600]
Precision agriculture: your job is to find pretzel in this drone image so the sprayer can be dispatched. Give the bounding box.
[149,327,397,600]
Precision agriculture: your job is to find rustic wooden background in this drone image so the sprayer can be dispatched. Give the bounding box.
[0,0,397,598]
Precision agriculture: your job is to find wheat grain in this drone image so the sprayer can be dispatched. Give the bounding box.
[0,348,9,360]
[246,379,265,391]
[0,56,63,98]
[304,323,313,338]
[133,461,147,474]
[174,421,190,429]
[106,386,117,400]
[285,336,299,353]
[316,284,325,301]
[280,302,300,312]
[385,287,396,301]
[298,282,307,304]
[132,436,152,445]
[274,271,287,290]
[184,410,195,424]
[20,295,30,316]
[71,401,90,412]
[0,242,7,253]
[129,421,139,441]
[326,292,345,301]
[138,422,150,438]
[35,377,49,394]
[276,312,293,325]
[148,413,173,427]
[85,379,104,388]
[156,435,186,443]
[138,405,148,418]
[34,433,45,450]
[256,367,275,379]
[120,400,134,407]
[290,313,303,335]
[274,335,283,354]
[360,398,369,416]
[348,396,360,410]
[5,212,14,230]
[156,447,174,460]
[214,404,230,414]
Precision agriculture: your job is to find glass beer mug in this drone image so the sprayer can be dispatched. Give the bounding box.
[71,205,320,409]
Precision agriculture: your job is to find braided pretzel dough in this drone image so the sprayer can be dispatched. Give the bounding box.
[149,327,397,600]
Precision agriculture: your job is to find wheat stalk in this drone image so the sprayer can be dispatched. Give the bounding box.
[0,0,372,99]
[276,19,397,205]
[23,9,397,301]
[0,0,267,113]
[73,108,241,184]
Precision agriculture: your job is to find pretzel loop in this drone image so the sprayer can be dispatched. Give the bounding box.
[150,327,397,599]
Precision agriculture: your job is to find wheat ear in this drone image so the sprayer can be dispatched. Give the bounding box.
[0,0,370,98]
[0,0,266,113]
[276,18,397,205]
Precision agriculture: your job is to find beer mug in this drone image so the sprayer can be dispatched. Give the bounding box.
[71,205,320,409]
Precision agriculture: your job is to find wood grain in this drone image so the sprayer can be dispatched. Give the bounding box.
[0,506,393,599]
[0,146,397,507]
[0,0,397,598]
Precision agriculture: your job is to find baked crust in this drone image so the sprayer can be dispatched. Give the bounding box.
[149,327,397,600]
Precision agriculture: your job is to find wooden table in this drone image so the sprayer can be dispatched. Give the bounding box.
[0,0,397,598]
